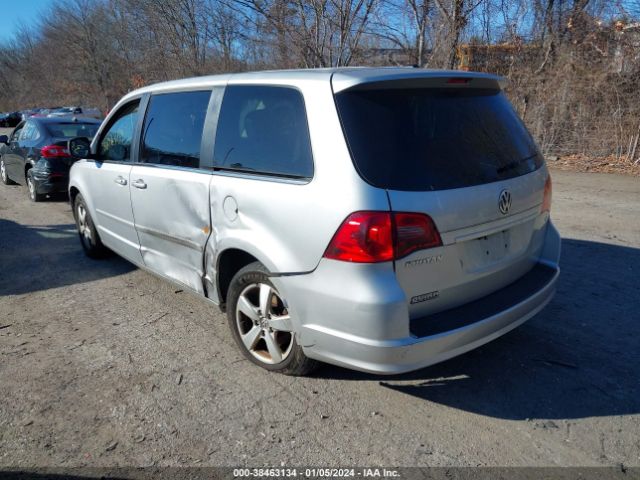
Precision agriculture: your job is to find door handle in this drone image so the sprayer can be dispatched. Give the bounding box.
[114,176,127,186]
[131,179,147,189]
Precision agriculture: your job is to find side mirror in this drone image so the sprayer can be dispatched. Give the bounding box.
[68,137,92,159]
[0,135,8,144]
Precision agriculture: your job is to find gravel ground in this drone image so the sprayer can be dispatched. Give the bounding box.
[0,149,639,468]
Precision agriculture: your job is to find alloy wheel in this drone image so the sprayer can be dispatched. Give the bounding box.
[235,283,294,364]
[27,176,35,200]
[76,203,92,247]
[0,161,6,182]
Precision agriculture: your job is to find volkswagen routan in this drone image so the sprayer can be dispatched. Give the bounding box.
[68,68,561,375]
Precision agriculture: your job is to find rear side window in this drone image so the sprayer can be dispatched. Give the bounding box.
[21,122,39,141]
[214,85,313,178]
[335,88,543,191]
[46,123,99,138]
[140,90,211,169]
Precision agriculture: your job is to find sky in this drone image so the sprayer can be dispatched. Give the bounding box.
[0,0,638,44]
[0,0,52,42]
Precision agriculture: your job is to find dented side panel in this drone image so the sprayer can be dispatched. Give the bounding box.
[129,165,212,294]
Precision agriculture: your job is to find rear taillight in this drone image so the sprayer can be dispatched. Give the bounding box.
[394,212,442,258]
[541,175,552,213]
[41,145,71,158]
[323,212,394,263]
[324,211,442,263]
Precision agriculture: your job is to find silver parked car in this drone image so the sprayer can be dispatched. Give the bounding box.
[68,68,560,375]
[47,106,102,120]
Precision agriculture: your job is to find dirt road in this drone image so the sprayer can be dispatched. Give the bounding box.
[0,167,638,468]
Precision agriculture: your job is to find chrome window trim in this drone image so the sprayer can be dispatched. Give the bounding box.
[129,162,214,176]
[126,159,312,185]
[210,168,311,185]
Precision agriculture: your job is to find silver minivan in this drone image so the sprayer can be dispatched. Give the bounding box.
[68,68,561,376]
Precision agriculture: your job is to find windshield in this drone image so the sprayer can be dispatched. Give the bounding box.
[45,122,99,138]
[335,88,543,191]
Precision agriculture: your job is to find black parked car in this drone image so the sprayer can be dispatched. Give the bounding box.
[0,111,22,127]
[0,117,101,201]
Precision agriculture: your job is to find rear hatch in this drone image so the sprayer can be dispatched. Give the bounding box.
[333,73,550,319]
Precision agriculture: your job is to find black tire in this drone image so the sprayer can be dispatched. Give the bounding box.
[226,261,318,376]
[74,193,109,259]
[26,170,45,202]
[0,159,14,185]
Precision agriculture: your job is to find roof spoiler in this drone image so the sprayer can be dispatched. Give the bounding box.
[331,70,504,94]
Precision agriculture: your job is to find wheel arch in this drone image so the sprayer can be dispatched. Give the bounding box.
[67,174,99,228]
[69,186,81,218]
[24,162,32,182]
[215,248,262,310]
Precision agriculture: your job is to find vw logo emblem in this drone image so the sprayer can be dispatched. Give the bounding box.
[498,189,512,215]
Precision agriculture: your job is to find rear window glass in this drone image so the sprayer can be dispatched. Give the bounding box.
[214,85,313,178]
[335,88,543,191]
[46,123,99,139]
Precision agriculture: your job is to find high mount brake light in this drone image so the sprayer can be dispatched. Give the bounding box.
[324,211,442,263]
[447,78,471,84]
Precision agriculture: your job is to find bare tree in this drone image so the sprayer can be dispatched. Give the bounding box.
[371,0,433,67]
[0,0,638,165]
[233,0,376,67]
[206,0,243,70]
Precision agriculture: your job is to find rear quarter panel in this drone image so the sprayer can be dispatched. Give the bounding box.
[204,76,390,288]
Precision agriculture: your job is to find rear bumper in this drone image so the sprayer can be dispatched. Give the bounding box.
[31,171,69,194]
[274,222,561,375]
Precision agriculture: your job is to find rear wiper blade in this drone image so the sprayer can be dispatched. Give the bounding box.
[496,154,538,174]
